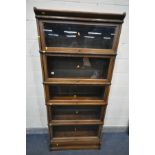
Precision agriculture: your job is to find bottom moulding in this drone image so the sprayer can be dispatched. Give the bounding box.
[50,137,101,150]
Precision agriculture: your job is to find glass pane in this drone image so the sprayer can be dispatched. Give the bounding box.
[52,105,101,120]
[47,56,110,79]
[48,85,105,100]
[43,22,116,49]
[53,125,99,137]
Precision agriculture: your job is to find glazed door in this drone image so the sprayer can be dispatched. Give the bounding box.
[43,55,114,83]
[39,21,120,54]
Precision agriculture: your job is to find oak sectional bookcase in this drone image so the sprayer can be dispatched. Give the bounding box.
[34,7,125,150]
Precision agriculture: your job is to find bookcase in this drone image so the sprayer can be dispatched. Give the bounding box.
[34,7,125,150]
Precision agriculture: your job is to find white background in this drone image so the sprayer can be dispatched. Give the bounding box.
[0,0,155,155]
[26,0,129,129]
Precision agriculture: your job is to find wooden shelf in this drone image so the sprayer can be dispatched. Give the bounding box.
[49,120,103,126]
[47,99,107,106]
[52,136,99,142]
[44,78,111,85]
[51,136,100,144]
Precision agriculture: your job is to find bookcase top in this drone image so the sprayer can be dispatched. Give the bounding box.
[34,7,126,23]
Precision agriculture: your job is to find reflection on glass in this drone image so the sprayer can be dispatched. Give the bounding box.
[88,32,102,35]
[48,33,59,37]
[84,36,95,39]
[111,33,115,36]
[46,56,110,79]
[43,23,116,49]
[103,37,111,39]
[64,30,77,34]
[43,29,53,32]
[66,35,76,38]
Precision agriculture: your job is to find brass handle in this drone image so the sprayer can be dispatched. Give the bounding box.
[78,49,81,53]
[76,65,80,69]
[51,71,54,75]
[56,144,59,146]
[77,32,80,36]
[73,94,77,98]
[45,47,48,50]
[42,51,46,53]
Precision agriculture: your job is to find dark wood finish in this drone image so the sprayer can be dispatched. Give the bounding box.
[38,20,121,54]
[34,7,125,23]
[47,100,107,106]
[51,137,100,150]
[34,7,125,150]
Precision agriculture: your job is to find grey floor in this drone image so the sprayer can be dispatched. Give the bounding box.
[26,132,129,155]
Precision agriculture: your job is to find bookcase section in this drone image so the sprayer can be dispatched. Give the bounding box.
[34,7,125,150]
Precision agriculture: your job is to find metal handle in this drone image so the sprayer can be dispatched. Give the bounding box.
[51,71,54,75]
[73,94,77,98]
[75,111,79,114]
[77,32,80,36]
[76,65,80,69]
